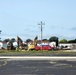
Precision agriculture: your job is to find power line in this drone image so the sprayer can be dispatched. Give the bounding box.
[38,21,45,50]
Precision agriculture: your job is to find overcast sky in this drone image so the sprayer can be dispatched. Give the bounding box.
[0,0,76,41]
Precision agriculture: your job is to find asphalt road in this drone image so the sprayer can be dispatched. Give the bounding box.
[0,58,76,75]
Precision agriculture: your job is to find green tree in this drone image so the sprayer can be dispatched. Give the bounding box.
[68,39,76,43]
[3,39,10,42]
[59,39,67,43]
[11,38,16,43]
[42,39,48,41]
[49,36,59,47]
[26,39,33,43]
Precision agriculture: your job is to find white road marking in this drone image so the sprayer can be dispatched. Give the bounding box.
[0,56,76,61]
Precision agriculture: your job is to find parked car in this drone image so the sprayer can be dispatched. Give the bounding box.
[35,45,54,50]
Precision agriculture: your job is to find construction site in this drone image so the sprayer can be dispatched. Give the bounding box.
[0,36,56,51]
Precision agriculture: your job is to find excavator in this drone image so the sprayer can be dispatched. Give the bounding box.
[7,36,38,50]
[7,36,23,50]
[16,36,38,50]
[28,35,38,50]
[16,36,27,50]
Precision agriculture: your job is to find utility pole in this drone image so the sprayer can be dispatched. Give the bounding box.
[38,21,45,50]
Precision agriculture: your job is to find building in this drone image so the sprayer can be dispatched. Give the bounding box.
[0,42,7,49]
[59,43,76,49]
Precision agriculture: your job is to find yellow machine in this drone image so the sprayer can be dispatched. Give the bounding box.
[16,36,38,50]
[28,44,35,50]
[28,36,38,50]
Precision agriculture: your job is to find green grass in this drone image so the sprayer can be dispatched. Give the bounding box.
[0,49,76,56]
[0,49,76,54]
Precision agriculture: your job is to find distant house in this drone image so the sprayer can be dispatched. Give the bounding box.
[59,43,76,49]
[13,42,18,48]
[0,42,3,49]
[0,42,7,49]
[49,42,56,47]
[37,40,56,47]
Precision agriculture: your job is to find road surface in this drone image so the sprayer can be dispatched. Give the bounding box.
[0,57,76,75]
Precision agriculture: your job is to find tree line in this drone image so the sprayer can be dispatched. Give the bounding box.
[0,36,76,44]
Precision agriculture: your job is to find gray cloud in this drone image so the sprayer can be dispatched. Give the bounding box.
[47,25,65,30]
[70,27,76,31]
